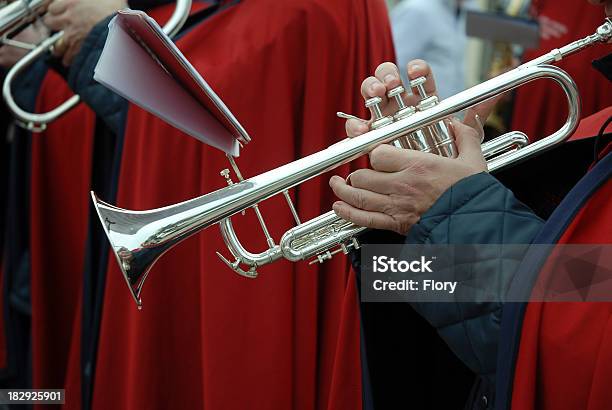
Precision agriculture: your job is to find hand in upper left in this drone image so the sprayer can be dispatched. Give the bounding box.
[44,0,128,66]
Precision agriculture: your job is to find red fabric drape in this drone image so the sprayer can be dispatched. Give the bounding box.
[92,1,394,409]
[30,72,95,408]
[569,106,612,141]
[511,1,612,140]
[512,111,612,410]
[29,6,181,407]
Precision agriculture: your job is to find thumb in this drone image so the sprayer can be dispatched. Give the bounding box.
[451,120,487,170]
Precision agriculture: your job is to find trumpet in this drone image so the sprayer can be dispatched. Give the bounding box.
[0,0,46,36]
[92,19,612,308]
[1,0,192,131]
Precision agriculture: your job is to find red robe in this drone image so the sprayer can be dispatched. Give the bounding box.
[92,1,393,409]
[28,4,182,408]
[511,111,612,410]
[30,71,95,405]
[511,0,612,140]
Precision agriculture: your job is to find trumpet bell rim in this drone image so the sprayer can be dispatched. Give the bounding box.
[90,191,146,308]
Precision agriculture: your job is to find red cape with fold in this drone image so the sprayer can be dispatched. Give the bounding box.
[31,72,95,406]
[511,110,612,410]
[92,1,394,409]
[29,5,181,408]
[511,0,612,140]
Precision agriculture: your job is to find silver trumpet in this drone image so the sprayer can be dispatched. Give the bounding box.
[92,19,612,308]
[1,0,192,131]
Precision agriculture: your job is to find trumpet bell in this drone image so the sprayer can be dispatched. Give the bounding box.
[90,172,260,307]
[91,193,186,308]
[91,193,146,307]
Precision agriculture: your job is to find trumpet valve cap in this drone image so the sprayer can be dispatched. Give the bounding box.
[387,85,405,99]
[364,96,383,108]
[409,76,426,88]
[388,86,409,112]
[365,96,394,128]
[410,76,430,99]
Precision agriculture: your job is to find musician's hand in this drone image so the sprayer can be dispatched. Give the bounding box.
[344,60,497,138]
[0,23,49,69]
[44,0,127,66]
[329,120,487,235]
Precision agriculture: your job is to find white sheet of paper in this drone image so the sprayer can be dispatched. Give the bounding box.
[94,17,241,156]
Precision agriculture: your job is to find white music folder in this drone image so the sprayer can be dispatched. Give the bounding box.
[94,9,250,156]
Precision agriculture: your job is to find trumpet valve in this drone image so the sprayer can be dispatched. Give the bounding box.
[410,76,439,111]
[406,130,434,153]
[408,76,458,157]
[387,85,416,121]
[387,85,416,148]
[365,96,393,129]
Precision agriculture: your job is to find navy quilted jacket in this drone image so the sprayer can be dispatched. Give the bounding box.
[355,172,545,409]
[404,172,543,380]
[64,15,129,135]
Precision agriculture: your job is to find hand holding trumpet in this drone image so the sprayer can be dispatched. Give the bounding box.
[43,0,127,66]
[330,60,494,235]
